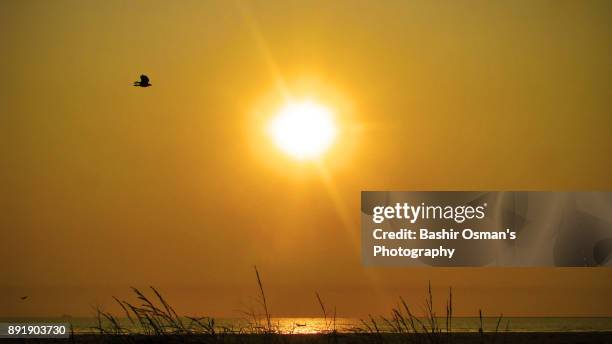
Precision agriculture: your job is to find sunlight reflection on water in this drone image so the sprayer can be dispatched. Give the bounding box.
[3,317,612,334]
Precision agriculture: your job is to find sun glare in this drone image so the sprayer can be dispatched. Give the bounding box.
[268,101,337,160]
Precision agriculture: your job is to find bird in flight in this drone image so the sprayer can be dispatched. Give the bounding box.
[133,74,152,87]
[20,296,28,300]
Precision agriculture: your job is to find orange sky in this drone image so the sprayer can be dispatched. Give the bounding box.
[1,0,611,317]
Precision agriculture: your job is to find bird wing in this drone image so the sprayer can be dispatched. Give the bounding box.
[140,75,149,84]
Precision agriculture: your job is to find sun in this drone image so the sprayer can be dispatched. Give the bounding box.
[268,100,338,160]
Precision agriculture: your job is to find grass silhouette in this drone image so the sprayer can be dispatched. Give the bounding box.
[92,267,509,344]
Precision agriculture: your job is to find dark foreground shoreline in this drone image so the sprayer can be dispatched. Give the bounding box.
[3,332,612,344]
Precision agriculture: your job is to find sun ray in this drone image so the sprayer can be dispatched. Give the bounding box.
[237,0,386,307]
[314,162,389,308]
[235,0,291,101]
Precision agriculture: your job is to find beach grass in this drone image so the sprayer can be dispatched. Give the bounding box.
[90,267,515,344]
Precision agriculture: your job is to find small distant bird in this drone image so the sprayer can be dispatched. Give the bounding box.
[20,296,28,300]
[133,74,152,87]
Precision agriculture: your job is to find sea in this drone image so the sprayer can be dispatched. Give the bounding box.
[2,317,611,334]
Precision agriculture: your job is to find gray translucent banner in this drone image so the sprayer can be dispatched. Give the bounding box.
[0,323,70,338]
[361,192,612,267]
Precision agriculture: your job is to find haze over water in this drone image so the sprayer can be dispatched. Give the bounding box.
[3,317,612,334]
